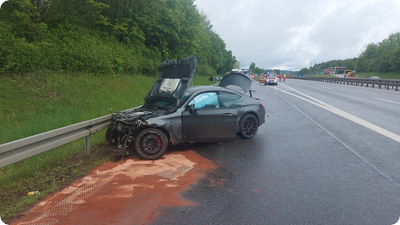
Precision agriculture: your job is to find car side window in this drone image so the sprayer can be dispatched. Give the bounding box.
[189,92,218,109]
[218,92,240,108]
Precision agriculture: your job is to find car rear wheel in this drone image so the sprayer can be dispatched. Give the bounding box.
[238,114,259,139]
[135,128,168,160]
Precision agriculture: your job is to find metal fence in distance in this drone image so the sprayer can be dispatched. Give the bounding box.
[291,77,400,91]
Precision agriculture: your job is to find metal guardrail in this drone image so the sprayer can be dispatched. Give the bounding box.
[292,77,400,91]
[0,115,112,168]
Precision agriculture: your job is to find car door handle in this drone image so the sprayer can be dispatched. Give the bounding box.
[222,113,233,117]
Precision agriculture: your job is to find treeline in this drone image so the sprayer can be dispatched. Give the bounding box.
[0,0,237,76]
[299,32,400,74]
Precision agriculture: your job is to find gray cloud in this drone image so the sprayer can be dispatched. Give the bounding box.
[195,0,400,70]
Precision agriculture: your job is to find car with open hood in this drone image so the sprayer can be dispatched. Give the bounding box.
[106,55,266,160]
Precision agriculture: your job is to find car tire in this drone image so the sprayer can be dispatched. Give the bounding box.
[135,128,168,160]
[238,114,259,139]
[105,127,117,144]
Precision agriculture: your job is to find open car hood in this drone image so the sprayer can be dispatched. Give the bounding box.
[145,55,198,106]
[219,72,253,96]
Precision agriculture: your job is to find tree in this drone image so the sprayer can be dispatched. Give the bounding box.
[0,0,48,42]
[233,61,241,70]
[249,62,256,71]
[0,0,238,75]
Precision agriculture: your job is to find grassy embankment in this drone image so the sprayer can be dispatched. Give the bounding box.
[356,72,400,79]
[0,72,215,223]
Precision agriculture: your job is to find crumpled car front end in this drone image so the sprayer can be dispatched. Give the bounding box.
[106,109,152,155]
[106,55,198,159]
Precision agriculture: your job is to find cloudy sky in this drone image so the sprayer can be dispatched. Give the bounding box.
[195,0,400,70]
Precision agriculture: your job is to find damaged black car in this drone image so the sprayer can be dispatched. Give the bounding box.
[106,55,266,160]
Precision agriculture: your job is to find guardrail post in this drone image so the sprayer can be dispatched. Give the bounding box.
[85,135,91,156]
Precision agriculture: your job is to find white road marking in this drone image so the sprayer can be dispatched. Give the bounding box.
[375,97,400,105]
[320,86,332,90]
[278,83,400,144]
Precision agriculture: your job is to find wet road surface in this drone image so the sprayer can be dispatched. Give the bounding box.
[152,79,400,225]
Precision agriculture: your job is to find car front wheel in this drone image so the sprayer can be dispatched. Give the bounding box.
[135,128,168,160]
[238,114,259,139]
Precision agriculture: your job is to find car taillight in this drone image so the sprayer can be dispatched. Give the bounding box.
[259,102,263,106]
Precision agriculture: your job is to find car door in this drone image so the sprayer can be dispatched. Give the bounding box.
[182,91,239,142]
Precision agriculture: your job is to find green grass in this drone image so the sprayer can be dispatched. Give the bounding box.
[356,72,400,79]
[0,72,154,144]
[0,72,216,223]
[0,135,110,222]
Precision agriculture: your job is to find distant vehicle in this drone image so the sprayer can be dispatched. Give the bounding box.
[344,69,357,78]
[265,75,278,85]
[231,69,241,73]
[209,76,222,82]
[106,56,266,160]
[259,74,267,84]
[369,76,380,79]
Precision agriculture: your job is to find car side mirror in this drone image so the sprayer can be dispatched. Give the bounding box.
[188,104,196,114]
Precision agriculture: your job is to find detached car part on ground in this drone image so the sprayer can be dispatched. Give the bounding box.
[106,55,266,160]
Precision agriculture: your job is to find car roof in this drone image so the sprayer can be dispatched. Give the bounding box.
[186,85,248,96]
[186,85,226,92]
